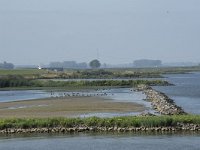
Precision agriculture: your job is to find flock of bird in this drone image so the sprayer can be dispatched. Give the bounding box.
[49,89,115,98]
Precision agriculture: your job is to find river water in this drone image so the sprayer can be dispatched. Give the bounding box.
[0,90,50,102]
[0,133,199,150]
[154,72,200,114]
[0,88,146,103]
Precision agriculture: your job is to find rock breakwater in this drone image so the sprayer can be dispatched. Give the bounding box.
[135,84,186,115]
[1,123,200,134]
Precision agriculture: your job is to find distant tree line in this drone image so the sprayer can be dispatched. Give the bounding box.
[0,61,14,69]
[49,61,87,69]
[89,59,101,69]
[48,59,102,69]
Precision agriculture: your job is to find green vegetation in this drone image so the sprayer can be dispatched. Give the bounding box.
[69,69,162,79]
[0,69,46,76]
[0,75,170,89]
[0,76,32,88]
[0,61,14,69]
[34,79,169,88]
[0,68,162,79]
[89,59,101,69]
[0,115,200,129]
[1,66,200,80]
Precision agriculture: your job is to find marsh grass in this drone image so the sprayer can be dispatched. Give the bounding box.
[0,76,170,88]
[0,115,200,130]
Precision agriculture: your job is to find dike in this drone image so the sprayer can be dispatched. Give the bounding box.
[135,84,186,115]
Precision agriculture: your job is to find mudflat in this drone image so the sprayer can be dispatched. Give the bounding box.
[0,96,145,118]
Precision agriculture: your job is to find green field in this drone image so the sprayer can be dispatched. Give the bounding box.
[0,69,46,76]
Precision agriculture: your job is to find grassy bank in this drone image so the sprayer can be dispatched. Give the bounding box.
[0,115,200,129]
[0,75,170,89]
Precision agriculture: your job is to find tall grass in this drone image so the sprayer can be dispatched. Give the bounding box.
[0,115,200,130]
[0,75,170,88]
[35,80,169,87]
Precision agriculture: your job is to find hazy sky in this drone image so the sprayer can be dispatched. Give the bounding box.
[0,0,200,65]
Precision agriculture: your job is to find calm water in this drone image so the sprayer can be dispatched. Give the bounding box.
[154,72,200,114]
[0,133,199,150]
[0,90,50,102]
[0,88,145,103]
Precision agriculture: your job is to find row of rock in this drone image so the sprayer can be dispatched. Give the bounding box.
[135,84,186,115]
[1,124,200,134]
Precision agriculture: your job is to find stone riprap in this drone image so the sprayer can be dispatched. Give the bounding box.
[0,123,200,134]
[135,84,186,115]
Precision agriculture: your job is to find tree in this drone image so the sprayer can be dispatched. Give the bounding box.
[0,61,14,69]
[89,59,101,69]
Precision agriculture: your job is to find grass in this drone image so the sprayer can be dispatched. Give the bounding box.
[0,76,171,89]
[104,66,200,74]
[1,66,200,79]
[0,69,46,76]
[0,115,200,129]
[34,79,170,87]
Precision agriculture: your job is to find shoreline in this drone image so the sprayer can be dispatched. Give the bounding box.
[1,126,200,134]
[0,116,200,134]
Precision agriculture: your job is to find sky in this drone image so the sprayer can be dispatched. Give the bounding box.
[0,0,200,65]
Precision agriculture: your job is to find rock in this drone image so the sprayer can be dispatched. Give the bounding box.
[136,85,186,115]
[108,127,113,131]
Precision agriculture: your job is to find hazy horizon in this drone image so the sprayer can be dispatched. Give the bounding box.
[0,0,200,65]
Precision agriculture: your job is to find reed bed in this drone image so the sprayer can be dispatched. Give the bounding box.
[0,76,170,88]
[0,115,200,130]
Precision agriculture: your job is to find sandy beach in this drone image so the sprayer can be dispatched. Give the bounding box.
[0,96,145,118]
